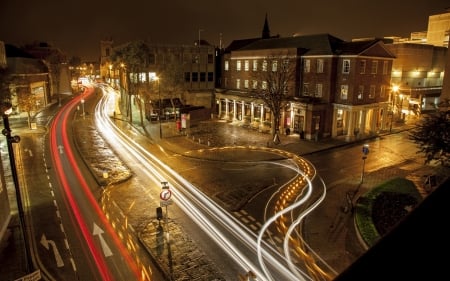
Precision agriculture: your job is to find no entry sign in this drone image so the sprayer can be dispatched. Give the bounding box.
[160,189,172,201]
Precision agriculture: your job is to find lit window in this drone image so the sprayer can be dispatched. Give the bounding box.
[272,60,278,72]
[262,81,267,89]
[236,60,241,71]
[244,60,249,71]
[315,83,323,97]
[303,83,309,96]
[304,59,310,73]
[253,60,258,71]
[236,79,240,89]
[316,59,324,73]
[262,60,268,71]
[371,61,378,74]
[224,60,229,71]
[369,85,376,98]
[340,85,348,99]
[359,60,366,74]
[244,80,249,89]
[358,85,364,99]
[252,80,258,89]
[383,61,389,75]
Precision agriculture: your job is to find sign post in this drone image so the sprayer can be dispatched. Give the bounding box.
[159,181,172,241]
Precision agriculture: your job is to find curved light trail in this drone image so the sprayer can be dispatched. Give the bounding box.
[95,85,333,281]
[49,87,142,280]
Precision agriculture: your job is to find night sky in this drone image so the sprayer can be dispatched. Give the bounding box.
[1,0,449,61]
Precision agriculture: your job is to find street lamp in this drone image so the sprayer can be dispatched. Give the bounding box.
[153,76,162,139]
[361,144,370,184]
[1,103,32,273]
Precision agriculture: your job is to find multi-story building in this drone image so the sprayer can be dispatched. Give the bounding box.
[385,43,447,117]
[100,39,216,112]
[426,9,450,48]
[216,33,395,140]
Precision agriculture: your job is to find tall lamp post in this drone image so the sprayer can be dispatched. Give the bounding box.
[361,144,370,184]
[154,76,162,139]
[2,103,32,273]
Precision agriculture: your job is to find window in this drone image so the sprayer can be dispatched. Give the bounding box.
[262,60,268,71]
[371,61,378,74]
[252,80,258,89]
[184,72,190,82]
[200,72,205,82]
[253,60,258,71]
[369,85,376,98]
[383,61,388,75]
[359,60,366,74]
[236,79,240,89]
[244,60,249,71]
[315,83,323,97]
[236,60,241,71]
[340,85,348,99]
[244,80,249,89]
[192,55,199,64]
[343,60,350,74]
[207,72,213,82]
[380,85,386,98]
[208,54,213,64]
[357,85,364,99]
[316,59,324,73]
[282,59,290,72]
[304,59,311,73]
[192,72,198,81]
[224,60,229,71]
[272,60,278,72]
[303,83,309,96]
[262,81,267,89]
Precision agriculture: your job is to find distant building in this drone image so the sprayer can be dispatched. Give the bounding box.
[426,9,450,48]
[100,39,217,112]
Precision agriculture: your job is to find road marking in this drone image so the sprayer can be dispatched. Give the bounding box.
[93,223,113,257]
[40,234,64,267]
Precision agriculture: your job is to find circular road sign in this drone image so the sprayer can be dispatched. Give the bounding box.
[160,189,172,201]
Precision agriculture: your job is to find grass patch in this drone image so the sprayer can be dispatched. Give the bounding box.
[355,177,422,247]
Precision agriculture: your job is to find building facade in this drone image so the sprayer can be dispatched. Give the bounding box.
[216,34,395,140]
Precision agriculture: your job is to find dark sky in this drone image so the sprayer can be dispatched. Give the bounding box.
[1,0,449,61]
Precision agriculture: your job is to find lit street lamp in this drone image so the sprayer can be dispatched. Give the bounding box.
[1,103,32,273]
[361,144,370,184]
[153,76,162,139]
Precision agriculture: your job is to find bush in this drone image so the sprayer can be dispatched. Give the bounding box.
[355,178,422,247]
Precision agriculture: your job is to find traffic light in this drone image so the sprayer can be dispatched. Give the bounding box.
[156,207,163,220]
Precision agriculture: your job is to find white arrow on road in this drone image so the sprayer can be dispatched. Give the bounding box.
[58,145,64,154]
[40,234,64,267]
[93,223,113,257]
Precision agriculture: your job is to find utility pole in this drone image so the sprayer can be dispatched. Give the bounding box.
[2,104,32,273]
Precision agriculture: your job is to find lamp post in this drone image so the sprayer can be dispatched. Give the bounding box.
[361,144,370,184]
[154,76,162,139]
[2,103,32,273]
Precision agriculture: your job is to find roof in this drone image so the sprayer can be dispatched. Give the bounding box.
[228,34,396,58]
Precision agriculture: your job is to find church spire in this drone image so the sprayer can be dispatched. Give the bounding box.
[262,13,271,39]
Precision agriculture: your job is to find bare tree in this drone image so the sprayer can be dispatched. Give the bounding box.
[16,87,37,128]
[251,55,296,144]
[111,40,150,126]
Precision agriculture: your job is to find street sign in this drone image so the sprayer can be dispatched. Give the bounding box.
[160,200,173,207]
[160,189,172,201]
[161,181,170,189]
